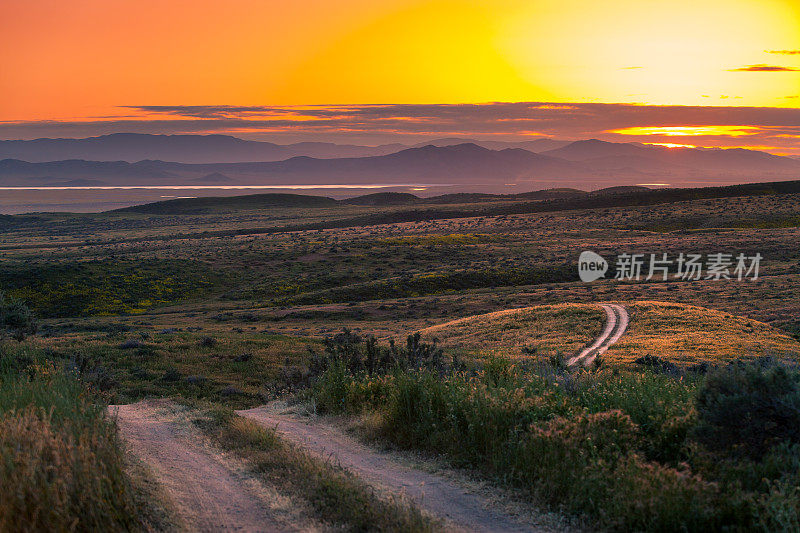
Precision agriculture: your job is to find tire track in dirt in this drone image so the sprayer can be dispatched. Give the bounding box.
[112,400,285,533]
[567,304,629,367]
[238,406,556,533]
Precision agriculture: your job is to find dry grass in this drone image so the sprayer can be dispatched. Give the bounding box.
[0,376,143,532]
[418,303,604,360]
[606,301,800,366]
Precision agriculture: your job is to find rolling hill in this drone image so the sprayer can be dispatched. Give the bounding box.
[418,301,800,366]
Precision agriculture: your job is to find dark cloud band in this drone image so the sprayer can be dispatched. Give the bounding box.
[1,102,799,155]
[730,64,799,72]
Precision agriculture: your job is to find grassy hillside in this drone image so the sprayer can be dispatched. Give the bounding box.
[416,301,800,368]
[419,304,604,360]
[607,301,800,366]
[101,178,800,228]
[2,178,800,531]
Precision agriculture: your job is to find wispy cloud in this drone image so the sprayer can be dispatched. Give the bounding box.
[766,50,800,55]
[730,64,799,72]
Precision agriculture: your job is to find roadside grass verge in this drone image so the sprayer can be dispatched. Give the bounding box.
[0,345,166,532]
[193,404,438,532]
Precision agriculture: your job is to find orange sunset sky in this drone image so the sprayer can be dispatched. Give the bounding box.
[1,0,799,153]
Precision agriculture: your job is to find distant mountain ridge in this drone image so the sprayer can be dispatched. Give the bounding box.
[0,133,408,164]
[0,133,570,164]
[0,138,798,191]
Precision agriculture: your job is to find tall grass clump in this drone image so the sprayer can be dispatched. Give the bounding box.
[0,347,142,532]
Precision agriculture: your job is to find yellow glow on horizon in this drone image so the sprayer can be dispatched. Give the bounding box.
[644,143,698,149]
[612,126,761,137]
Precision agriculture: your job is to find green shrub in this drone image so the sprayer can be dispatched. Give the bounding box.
[693,360,800,458]
[305,334,800,530]
[310,353,800,530]
[519,411,723,530]
[0,291,37,341]
[755,479,800,532]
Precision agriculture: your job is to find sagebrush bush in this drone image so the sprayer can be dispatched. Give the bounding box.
[375,370,729,530]
[306,328,454,384]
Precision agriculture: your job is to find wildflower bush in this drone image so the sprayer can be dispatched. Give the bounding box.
[306,335,800,531]
[0,259,222,318]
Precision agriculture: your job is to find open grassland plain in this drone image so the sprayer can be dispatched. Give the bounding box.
[2,184,800,531]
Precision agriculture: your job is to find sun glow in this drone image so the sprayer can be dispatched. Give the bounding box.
[644,143,698,149]
[612,126,761,137]
[1,0,798,152]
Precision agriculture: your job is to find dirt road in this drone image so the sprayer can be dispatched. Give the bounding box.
[238,406,561,533]
[567,304,629,367]
[113,401,285,533]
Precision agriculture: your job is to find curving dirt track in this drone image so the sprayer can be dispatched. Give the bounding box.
[113,400,285,533]
[566,304,629,367]
[238,406,553,533]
